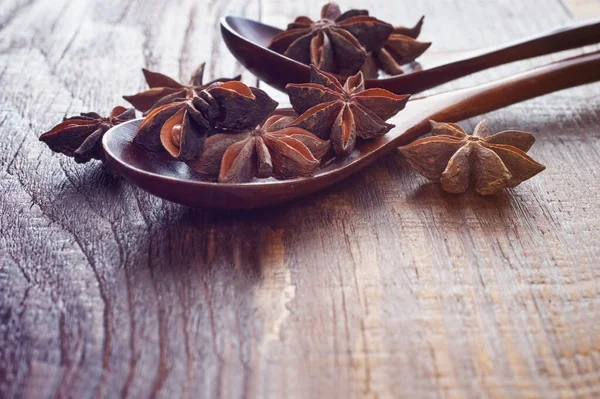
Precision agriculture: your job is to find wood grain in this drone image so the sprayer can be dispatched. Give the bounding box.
[564,0,600,18]
[1,1,599,398]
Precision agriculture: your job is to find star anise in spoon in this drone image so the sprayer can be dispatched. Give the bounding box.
[40,106,135,163]
[268,2,392,76]
[133,93,217,161]
[191,114,330,183]
[123,62,241,115]
[398,120,546,195]
[133,81,278,162]
[286,66,409,156]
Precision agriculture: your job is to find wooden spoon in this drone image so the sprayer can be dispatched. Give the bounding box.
[221,16,600,94]
[103,51,600,209]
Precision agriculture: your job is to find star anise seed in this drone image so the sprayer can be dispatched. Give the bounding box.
[286,66,409,156]
[269,2,392,76]
[190,114,330,183]
[133,92,218,160]
[40,106,136,163]
[398,120,546,195]
[133,81,278,162]
[123,62,240,115]
[208,81,279,130]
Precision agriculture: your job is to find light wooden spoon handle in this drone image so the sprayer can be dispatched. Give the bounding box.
[392,50,600,146]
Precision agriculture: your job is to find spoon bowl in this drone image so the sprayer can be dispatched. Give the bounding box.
[102,111,337,209]
[221,16,600,94]
[103,51,600,208]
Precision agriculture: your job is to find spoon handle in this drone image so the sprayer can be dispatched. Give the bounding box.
[467,18,600,65]
[395,50,600,145]
[381,18,600,94]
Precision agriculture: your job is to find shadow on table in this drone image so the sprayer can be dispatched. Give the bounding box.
[407,181,515,210]
[127,153,526,275]
[47,152,526,281]
[364,153,525,233]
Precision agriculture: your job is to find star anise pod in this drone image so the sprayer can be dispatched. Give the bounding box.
[398,120,546,195]
[133,94,216,161]
[286,66,409,156]
[123,62,241,115]
[133,81,278,162]
[191,114,330,183]
[375,17,432,76]
[40,106,136,163]
[268,2,392,76]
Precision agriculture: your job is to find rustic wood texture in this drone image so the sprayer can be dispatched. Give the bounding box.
[1,0,599,398]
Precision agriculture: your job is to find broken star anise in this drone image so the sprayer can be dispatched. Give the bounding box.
[133,81,278,162]
[269,2,392,76]
[191,114,330,183]
[373,17,432,76]
[398,120,546,195]
[123,62,240,115]
[286,66,409,156]
[40,106,136,163]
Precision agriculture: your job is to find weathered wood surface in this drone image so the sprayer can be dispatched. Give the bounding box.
[1,0,599,398]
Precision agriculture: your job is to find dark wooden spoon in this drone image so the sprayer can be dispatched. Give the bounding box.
[221,16,600,94]
[103,51,600,209]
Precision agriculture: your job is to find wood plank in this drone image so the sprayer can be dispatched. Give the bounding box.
[258,1,600,393]
[0,0,261,397]
[0,0,599,398]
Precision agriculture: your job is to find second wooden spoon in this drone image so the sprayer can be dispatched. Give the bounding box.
[221,16,600,94]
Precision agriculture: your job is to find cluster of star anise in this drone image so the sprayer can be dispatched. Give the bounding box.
[39,59,412,183]
[269,2,431,78]
[37,8,546,194]
[38,62,235,165]
[121,62,409,183]
[132,75,333,183]
[38,61,546,192]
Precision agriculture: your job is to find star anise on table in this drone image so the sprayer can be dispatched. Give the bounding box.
[398,120,546,195]
[40,106,136,163]
[133,80,278,162]
[372,17,432,76]
[191,113,330,183]
[286,66,409,156]
[123,62,240,114]
[268,2,392,76]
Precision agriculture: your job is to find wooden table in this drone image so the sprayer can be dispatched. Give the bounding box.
[1,0,599,398]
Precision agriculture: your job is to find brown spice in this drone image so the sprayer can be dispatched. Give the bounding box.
[270,3,431,78]
[40,106,135,163]
[123,63,240,115]
[191,114,330,183]
[133,81,278,162]
[286,66,409,156]
[375,17,432,76]
[361,17,432,78]
[133,93,217,160]
[269,2,392,76]
[398,120,546,195]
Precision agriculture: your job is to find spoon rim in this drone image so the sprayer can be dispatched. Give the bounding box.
[221,16,308,72]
